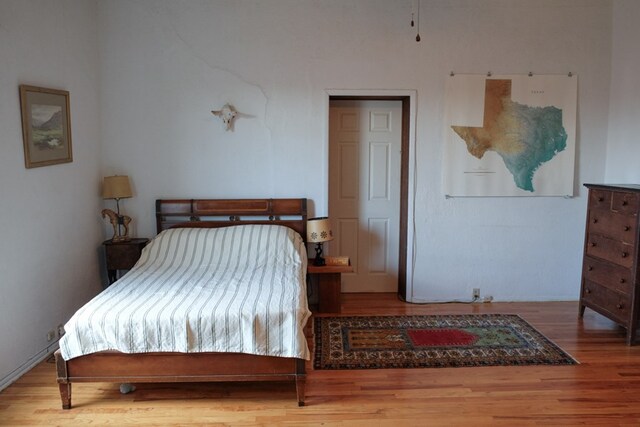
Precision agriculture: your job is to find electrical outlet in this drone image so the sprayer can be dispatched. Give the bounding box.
[57,324,65,338]
[46,329,56,342]
[472,288,480,299]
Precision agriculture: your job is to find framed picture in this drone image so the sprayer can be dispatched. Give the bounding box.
[19,85,72,168]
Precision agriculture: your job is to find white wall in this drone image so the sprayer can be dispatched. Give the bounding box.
[605,0,640,182]
[99,0,612,302]
[0,0,102,387]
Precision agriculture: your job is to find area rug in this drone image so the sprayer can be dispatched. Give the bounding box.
[313,314,577,370]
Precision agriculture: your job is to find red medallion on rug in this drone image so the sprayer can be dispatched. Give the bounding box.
[407,328,478,346]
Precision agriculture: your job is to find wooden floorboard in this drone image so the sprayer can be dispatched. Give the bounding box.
[2,294,640,426]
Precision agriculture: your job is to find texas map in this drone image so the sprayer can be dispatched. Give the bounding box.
[442,74,577,197]
[451,79,567,192]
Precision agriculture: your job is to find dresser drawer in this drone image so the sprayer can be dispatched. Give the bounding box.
[612,191,639,215]
[589,189,612,211]
[582,280,630,324]
[582,256,632,295]
[588,209,637,245]
[586,233,635,268]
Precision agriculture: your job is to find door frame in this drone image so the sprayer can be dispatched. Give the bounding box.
[325,89,416,300]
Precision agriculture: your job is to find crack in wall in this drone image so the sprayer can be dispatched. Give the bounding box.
[141,2,273,140]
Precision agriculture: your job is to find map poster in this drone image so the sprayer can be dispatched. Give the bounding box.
[442,74,577,197]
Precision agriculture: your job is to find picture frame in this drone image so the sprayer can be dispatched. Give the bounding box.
[19,85,72,168]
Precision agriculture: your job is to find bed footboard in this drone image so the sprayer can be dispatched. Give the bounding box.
[54,350,305,409]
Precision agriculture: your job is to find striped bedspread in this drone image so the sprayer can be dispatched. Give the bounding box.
[60,225,311,361]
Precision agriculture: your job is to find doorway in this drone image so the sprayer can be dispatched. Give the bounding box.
[328,95,410,298]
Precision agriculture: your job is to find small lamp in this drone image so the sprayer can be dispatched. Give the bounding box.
[307,217,334,266]
[102,175,133,242]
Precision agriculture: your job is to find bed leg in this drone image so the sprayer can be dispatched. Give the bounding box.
[58,382,71,410]
[54,350,71,409]
[295,359,306,406]
[296,375,305,407]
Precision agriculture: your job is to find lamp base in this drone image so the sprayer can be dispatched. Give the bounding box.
[101,208,132,243]
[313,243,326,266]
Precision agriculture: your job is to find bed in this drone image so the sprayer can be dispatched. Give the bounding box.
[55,198,310,408]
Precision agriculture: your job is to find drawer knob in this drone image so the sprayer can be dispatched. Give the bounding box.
[622,200,628,206]
[590,242,596,247]
[617,303,624,309]
[624,226,630,231]
[598,197,604,202]
[620,278,626,284]
[622,252,628,258]
[592,218,598,224]
[588,265,593,271]
[585,288,591,294]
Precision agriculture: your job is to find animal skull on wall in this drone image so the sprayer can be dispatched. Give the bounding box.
[211,103,238,131]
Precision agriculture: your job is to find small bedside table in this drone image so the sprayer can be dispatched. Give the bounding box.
[307,260,353,313]
[103,238,149,284]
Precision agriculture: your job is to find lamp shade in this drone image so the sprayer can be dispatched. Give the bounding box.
[307,217,334,243]
[102,175,132,199]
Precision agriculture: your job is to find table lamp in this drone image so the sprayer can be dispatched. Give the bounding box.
[307,217,334,266]
[102,175,133,242]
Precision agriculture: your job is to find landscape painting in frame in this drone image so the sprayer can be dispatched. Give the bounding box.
[19,85,72,168]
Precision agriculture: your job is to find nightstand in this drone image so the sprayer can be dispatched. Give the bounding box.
[103,238,149,284]
[307,260,353,313]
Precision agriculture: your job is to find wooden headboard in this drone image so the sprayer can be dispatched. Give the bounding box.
[155,198,308,240]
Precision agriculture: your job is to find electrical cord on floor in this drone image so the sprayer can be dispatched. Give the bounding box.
[397,294,480,305]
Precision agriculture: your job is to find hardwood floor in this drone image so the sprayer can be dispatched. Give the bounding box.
[2,294,640,426]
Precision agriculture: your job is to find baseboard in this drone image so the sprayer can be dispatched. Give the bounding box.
[0,341,59,392]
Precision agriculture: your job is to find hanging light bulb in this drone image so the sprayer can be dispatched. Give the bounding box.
[411,12,415,27]
[415,0,421,42]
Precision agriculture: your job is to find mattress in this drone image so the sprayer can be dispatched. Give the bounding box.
[60,224,311,360]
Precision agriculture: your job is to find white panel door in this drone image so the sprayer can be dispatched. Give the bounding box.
[329,100,402,292]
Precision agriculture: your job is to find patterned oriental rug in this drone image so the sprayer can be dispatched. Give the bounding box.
[313,314,577,370]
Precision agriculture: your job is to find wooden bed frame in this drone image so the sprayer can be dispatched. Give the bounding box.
[55,198,309,408]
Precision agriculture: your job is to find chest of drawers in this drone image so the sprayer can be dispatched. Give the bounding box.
[579,184,640,345]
